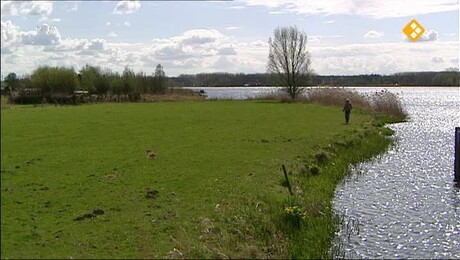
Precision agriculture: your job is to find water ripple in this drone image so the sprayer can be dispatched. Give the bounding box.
[333,87,460,259]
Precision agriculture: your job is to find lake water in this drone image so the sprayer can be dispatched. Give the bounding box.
[186,86,460,258]
[183,86,284,99]
[332,87,460,259]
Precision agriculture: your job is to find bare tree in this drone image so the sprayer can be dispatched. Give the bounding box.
[154,64,167,93]
[268,26,312,99]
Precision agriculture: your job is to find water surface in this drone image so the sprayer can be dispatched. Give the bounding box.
[333,87,460,259]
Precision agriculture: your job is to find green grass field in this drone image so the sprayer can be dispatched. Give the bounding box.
[1,101,392,258]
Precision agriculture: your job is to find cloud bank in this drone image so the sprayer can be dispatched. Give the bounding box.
[1,19,458,77]
[236,0,459,18]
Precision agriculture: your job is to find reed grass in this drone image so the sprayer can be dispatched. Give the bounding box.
[1,95,11,109]
[256,87,408,121]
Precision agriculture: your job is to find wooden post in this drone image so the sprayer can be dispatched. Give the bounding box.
[455,127,460,183]
[281,164,293,195]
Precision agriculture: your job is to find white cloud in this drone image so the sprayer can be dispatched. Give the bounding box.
[106,22,111,26]
[38,17,61,23]
[432,57,444,63]
[218,46,237,55]
[308,36,321,44]
[213,56,237,71]
[1,19,21,53]
[269,11,286,15]
[139,29,244,74]
[1,20,20,43]
[107,32,118,37]
[307,35,344,45]
[42,37,116,57]
[0,20,128,74]
[250,40,269,48]
[22,24,61,45]
[181,29,224,45]
[87,38,108,52]
[113,1,141,15]
[225,26,240,30]
[150,45,193,61]
[238,0,285,8]
[325,20,335,24]
[124,21,131,27]
[43,38,87,52]
[310,41,459,74]
[228,6,246,9]
[404,30,439,42]
[364,30,384,39]
[418,30,438,42]
[235,0,459,18]
[1,1,53,16]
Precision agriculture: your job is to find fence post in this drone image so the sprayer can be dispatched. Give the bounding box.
[281,164,293,195]
[455,127,460,183]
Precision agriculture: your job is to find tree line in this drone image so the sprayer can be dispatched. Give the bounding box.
[169,70,459,87]
[2,64,170,104]
[3,67,458,100]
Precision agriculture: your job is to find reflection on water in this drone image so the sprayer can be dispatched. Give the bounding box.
[333,87,460,259]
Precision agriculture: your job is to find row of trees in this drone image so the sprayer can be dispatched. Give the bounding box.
[77,64,168,98]
[3,64,169,103]
[171,73,267,87]
[169,70,459,88]
[312,71,460,86]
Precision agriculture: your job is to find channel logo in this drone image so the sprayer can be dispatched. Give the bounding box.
[403,19,425,42]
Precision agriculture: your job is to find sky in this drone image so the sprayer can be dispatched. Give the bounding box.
[1,0,459,78]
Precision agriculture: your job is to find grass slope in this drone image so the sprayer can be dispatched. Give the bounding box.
[1,101,390,258]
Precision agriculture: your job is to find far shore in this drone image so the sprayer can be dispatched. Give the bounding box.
[181,85,460,88]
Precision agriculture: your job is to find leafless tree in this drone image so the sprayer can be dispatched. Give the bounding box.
[268,26,312,99]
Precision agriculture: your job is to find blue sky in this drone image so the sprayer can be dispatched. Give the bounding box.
[1,0,459,77]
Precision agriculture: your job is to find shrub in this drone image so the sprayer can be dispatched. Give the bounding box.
[369,89,407,120]
[31,66,77,95]
[303,87,371,110]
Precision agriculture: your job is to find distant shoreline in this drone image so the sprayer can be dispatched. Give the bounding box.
[182,85,460,88]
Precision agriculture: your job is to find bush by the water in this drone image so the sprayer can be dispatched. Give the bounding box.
[368,89,407,120]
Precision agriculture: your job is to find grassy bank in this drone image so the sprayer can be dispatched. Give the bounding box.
[1,101,395,258]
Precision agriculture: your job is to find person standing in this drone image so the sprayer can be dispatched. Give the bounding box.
[343,99,352,124]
